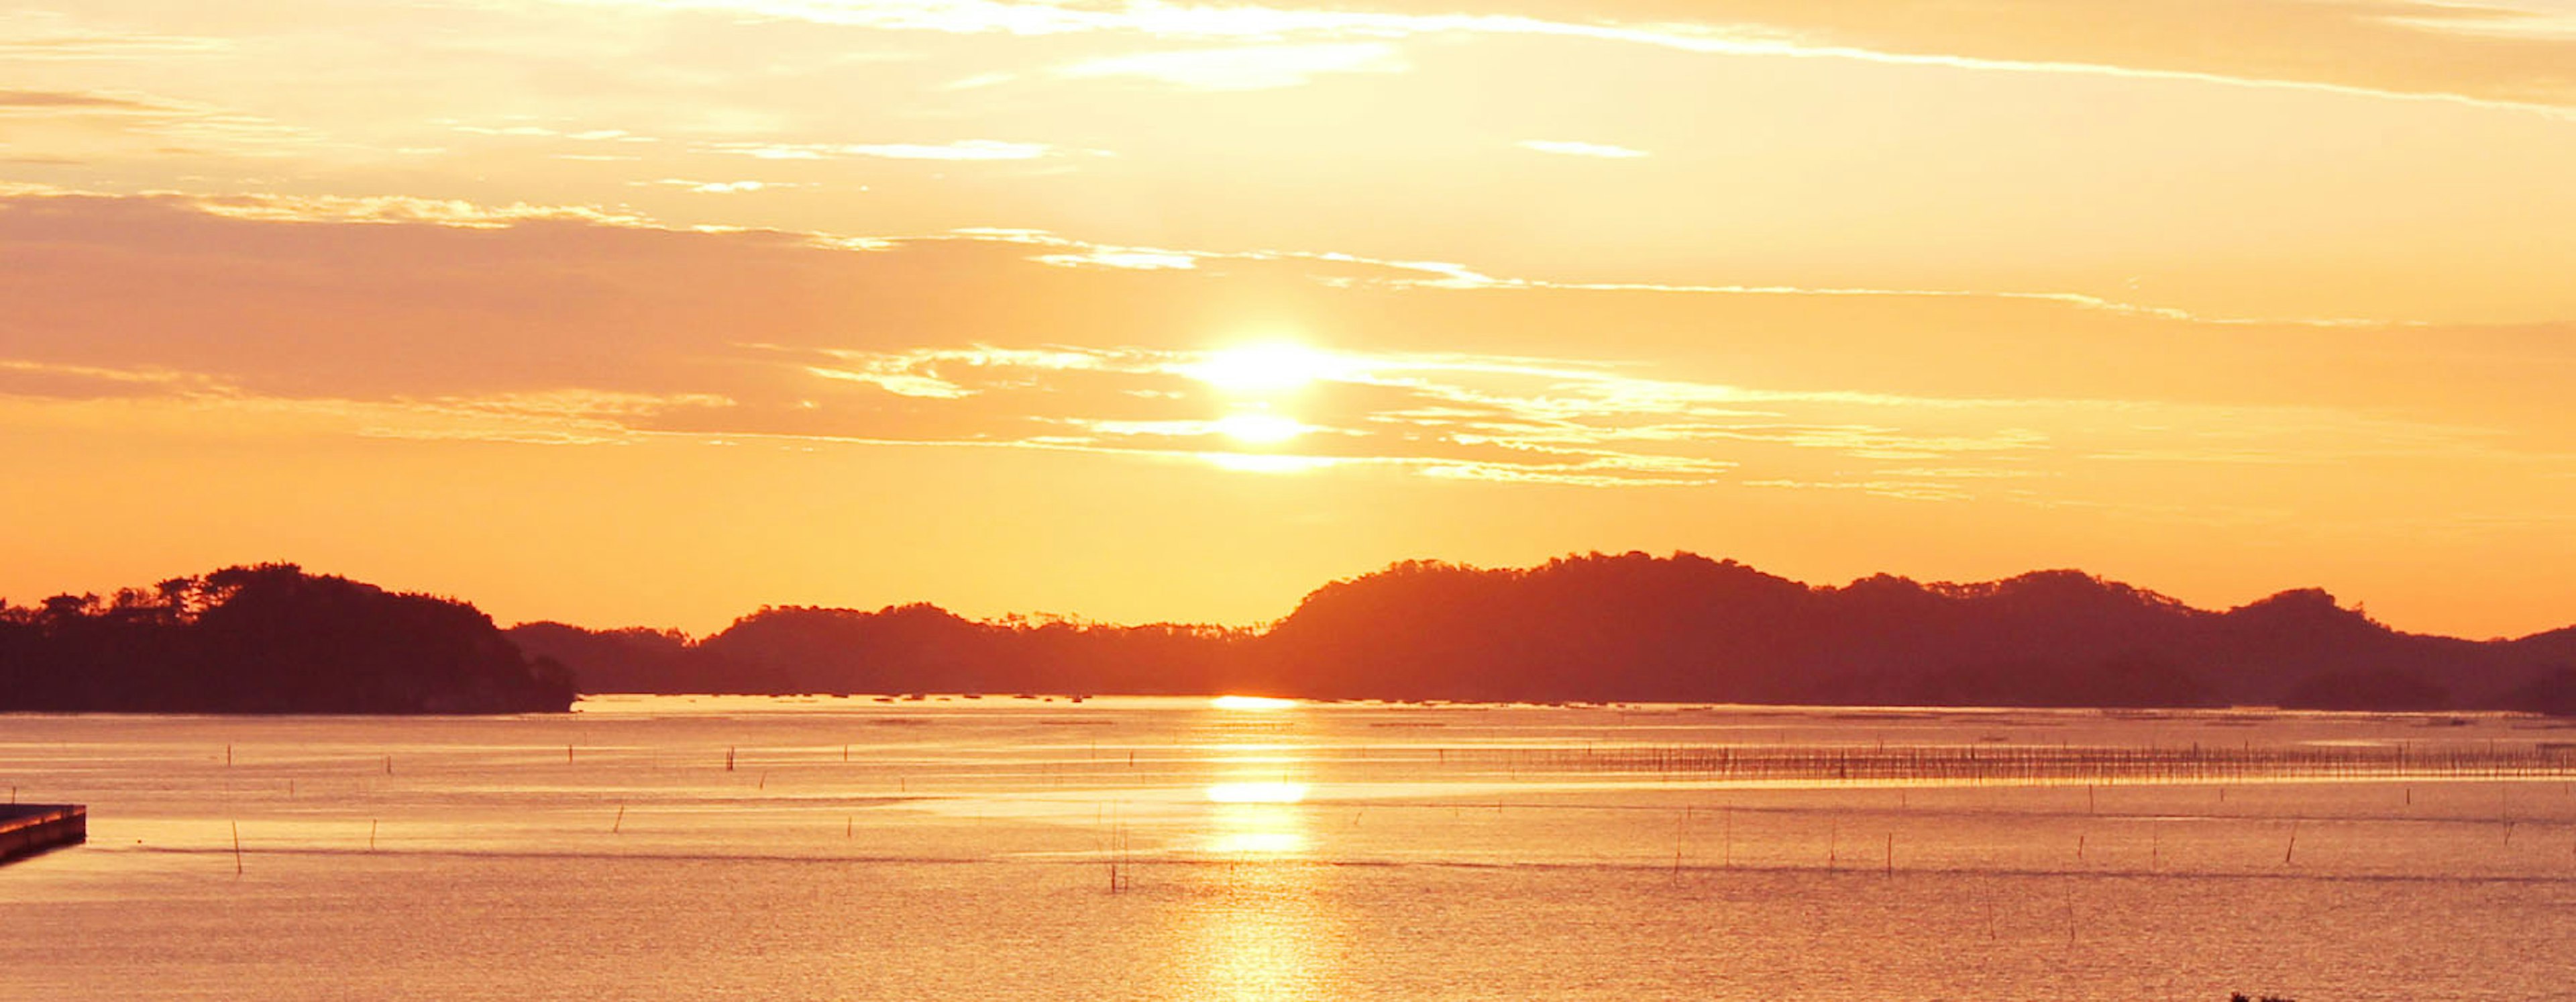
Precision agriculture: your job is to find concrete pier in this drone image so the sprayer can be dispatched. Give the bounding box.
[0,805,86,864]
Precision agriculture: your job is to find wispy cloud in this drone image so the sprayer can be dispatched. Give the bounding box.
[0,11,228,61]
[450,123,657,143]
[0,90,156,110]
[1517,140,1648,158]
[644,179,804,193]
[529,0,2576,113]
[1057,42,1407,90]
[705,139,1061,160]
[0,86,324,158]
[750,343,2051,488]
[184,192,653,229]
[3,189,2557,500]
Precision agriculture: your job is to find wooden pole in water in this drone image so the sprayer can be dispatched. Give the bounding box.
[1884,833,1893,876]
[231,821,243,876]
[369,819,378,851]
[1671,809,1686,883]
[2283,820,2299,865]
[612,805,625,834]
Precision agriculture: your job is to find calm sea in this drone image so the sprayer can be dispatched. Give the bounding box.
[5,696,2574,1000]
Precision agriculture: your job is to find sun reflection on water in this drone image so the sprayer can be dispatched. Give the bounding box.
[1205,781,1309,804]
[1208,830,1308,855]
[1177,725,1340,1001]
[1210,695,1299,711]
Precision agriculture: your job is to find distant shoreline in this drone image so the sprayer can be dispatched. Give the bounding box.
[12,554,2575,716]
[513,553,2576,716]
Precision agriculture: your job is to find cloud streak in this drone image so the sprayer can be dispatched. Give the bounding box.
[1517,139,1648,158]
[703,139,1065,160]
[1056,42,1408,89]
[1,189,2564,501]
[529,0,2576,113]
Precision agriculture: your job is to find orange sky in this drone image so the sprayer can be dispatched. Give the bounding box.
[4,0,2575,638]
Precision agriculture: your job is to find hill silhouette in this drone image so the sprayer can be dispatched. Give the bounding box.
[1,564,574,713]
[512,552,2576,713]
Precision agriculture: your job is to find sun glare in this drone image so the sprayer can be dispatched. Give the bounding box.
[1187,342,1346,394]
[1211,695,1298,710]
[1214,412,1305,444]
[1208,831,1307,854]
[1203,453,1336,474]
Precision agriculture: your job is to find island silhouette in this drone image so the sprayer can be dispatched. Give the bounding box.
[0,564,574,713]
[9,553,2575,714]
[518,552,2576,714]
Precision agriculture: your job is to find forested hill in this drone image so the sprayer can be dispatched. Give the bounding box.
[1,564,575,713]
[513,552,2576,713]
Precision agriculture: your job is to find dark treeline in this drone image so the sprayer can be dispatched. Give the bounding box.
[1,564,574,713]
[508,606,1249,697]
[513,552,2576,713]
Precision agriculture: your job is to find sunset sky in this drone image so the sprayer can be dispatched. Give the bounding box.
[5,0,2575,638]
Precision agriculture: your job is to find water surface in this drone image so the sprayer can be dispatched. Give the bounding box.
[6,697,2574,1000]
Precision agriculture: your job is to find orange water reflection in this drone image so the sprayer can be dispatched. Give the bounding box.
[1174,717,1340,1000]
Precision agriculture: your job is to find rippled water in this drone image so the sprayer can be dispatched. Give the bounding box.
[6,697,2576,1000]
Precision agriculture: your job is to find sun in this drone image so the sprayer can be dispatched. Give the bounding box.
[1185,342,1346,395]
